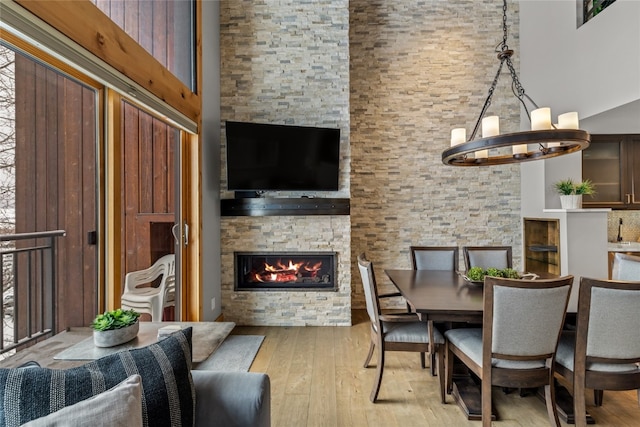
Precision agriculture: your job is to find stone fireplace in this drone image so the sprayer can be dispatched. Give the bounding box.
[220,215,351,326]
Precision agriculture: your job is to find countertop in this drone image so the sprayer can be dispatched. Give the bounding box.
[608,242,640,252]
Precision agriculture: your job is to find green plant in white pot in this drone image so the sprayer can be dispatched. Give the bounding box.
[554,178,595,209]
[91,308,140,348]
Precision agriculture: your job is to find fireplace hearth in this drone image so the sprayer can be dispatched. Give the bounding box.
[235,252,337,291]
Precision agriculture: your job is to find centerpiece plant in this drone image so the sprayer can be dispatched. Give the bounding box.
[91,308,140,331]
[91,308,141,348]
[465,267,520,282]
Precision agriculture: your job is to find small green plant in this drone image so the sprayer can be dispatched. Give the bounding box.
[574,179,596,196]
[465,267,522,281]
[553,178,595,196]
[465,266,485,281]
[91,308,140,331]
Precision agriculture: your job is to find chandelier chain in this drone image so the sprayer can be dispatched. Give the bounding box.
[501,0,508,51]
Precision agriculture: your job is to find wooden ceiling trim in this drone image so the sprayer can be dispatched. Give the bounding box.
[13,0,200,124]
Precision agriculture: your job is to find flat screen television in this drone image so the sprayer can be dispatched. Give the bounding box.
[226,121,340,192]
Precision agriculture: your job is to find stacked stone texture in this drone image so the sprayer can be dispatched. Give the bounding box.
[220,0,522,325]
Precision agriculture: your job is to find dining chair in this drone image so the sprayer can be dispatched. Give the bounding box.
[612,252,640,281]
[409,245,458,375]
[554,276,640,427]
[120,253,176,322]
[463,246,512,271]
[357,253,446,403]
[410,246,459,271]
[444,275,574,427]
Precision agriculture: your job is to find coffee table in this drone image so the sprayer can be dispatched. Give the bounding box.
[0,321,235,369]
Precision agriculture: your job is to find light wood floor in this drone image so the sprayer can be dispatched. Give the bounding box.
[233,310,640,427]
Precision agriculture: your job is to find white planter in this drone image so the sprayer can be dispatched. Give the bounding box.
[93,321,139,348]
[560,194,582,209]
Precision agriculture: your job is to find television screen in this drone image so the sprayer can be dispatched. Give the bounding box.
[226,121,340,192]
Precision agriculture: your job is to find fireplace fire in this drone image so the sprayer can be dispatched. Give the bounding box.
[235,252,337,291]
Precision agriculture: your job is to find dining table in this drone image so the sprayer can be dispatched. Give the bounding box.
[384,269,588,423]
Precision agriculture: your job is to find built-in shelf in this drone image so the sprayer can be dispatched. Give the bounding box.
[524,218,560,275]
[221,197,350,216]
[528,245,558,252]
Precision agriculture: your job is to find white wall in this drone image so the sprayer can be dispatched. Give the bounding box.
[517,1,631,284]
[200,0,222,320]
[519,0,640,125]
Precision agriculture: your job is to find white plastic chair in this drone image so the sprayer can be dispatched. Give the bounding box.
[120,254,175,322]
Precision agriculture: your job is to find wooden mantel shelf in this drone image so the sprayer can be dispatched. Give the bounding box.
[221,198,350,216]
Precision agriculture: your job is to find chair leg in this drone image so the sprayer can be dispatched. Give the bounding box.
[370,345,385,403]
[363,339,375,368]
[430,351,437,376]
[420,352,426,369]
[573,377,588,427]
[445,343,454,395]
[593,389,604,406]
[543,382,561,427]
[437,346,446,404]
[481,371,492,427]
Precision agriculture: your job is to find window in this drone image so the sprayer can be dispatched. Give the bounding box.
[580,0,617,26]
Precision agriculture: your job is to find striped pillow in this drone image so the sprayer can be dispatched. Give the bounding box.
[0,327,195,427]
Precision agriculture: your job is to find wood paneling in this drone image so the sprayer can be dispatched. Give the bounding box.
[121,101,175,287]
[14,52,97,330]
[14,0,199,122]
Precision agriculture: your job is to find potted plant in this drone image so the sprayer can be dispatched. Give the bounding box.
[91,308,141,348]
[554,178,595,209]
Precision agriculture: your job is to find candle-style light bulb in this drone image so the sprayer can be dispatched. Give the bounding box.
[451,128,466,147]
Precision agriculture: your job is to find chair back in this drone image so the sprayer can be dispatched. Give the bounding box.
[463,246,512,270]
[611,252,640,281]
[410,246,459,271]
[163,254,177,305]
[484,275,573,358]
[579,277,640,360]
[357,253,382,329]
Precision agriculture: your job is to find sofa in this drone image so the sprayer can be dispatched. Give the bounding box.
[192,370,271,427]
[0,327,271,427]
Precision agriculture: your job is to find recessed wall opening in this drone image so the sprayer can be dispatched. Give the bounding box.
[234,252,337,291]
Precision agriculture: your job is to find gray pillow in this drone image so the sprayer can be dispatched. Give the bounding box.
[22,374,143,427]
[0,327,195,427]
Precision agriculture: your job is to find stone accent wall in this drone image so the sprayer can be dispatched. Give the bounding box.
[219,0,523,324]
[349,0,522,306]
[219,0,351,326]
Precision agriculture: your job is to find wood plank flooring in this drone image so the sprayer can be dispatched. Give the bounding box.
[233,310,640,427]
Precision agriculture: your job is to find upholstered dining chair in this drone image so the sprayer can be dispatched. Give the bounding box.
[357,253,446,403]
[409,245,458,375]
[410,246,459,271]
[612,252,640,281]
[554,276,640,427]
[445,275,574,427]
[463,246,512,271]
[121,253,176,322]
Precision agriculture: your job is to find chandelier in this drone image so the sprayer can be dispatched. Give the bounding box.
[441,0,590,167]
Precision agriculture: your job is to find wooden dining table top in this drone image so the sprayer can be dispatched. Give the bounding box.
[384,269,578,320]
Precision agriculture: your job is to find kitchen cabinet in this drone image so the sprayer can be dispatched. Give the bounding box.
[582,134,640,209]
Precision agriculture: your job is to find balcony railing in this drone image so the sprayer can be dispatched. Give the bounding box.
[0,230,66,355]
[583,0,617,24]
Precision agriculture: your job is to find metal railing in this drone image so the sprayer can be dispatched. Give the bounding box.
[0,230,66,355]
